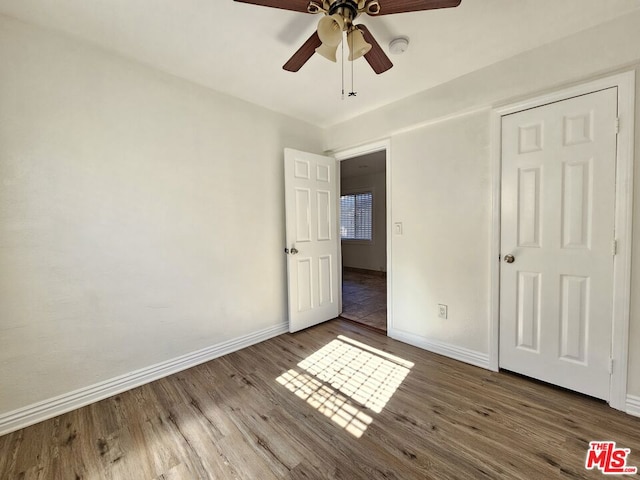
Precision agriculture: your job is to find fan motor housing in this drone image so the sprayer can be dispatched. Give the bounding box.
[328,0,359,19]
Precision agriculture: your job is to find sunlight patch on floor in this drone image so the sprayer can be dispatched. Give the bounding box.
[276,335,414,438]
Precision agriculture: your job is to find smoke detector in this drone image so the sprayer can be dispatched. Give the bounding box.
[389,37,409,55]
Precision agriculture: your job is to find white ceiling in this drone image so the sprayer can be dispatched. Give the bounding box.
[1,0,639,127]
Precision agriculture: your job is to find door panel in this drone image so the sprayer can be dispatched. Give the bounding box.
[516,271,540,352]
[285,149,339,333]
[559,274,588,362]
[295,188,311,241]
[500,88,617,400]
[316,191,331,241]
[517,167,542,247]
[562,160,591,248]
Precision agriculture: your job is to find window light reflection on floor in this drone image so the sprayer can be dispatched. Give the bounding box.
[276,335,414,438]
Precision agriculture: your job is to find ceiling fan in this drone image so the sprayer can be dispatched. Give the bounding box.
[233,0,462,74]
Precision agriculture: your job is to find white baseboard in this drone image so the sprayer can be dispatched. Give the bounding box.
[388,327,490,370]
[627,395,640,418]
[0,322,288,436]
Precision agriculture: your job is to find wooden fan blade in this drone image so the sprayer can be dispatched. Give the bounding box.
[357,25,393,74]
[374,0,461,15]
[283,31,322,72]
[233,0,311,14]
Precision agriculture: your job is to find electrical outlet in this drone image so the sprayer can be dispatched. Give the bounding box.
[438,304,448,319]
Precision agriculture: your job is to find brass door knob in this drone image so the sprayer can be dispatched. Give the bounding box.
[504,254,515,264]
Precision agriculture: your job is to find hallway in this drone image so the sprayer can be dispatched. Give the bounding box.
[341,269,387,333]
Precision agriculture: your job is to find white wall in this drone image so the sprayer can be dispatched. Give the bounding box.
[341,171,387,272]
[391,111,490,353]
[326,12,640,399]
[0,16,322,415]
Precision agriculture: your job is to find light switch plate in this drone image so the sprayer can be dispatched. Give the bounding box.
[438,304,448,319]
[394,222,403,235]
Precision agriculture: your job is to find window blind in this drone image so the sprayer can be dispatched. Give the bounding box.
[340,192,372,240]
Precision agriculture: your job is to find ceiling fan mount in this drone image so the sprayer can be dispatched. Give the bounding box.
[233,0,461,74]
[306,0,380,17]
[311,0,374,17]
[326,0,359,16]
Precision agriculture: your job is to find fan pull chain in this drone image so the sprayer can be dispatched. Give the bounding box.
[341,34,345,100]
[349,52,356,97]
[348,28,357,97]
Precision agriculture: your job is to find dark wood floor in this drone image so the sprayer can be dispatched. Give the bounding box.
[1,319,639,479]
[341,269,387,332]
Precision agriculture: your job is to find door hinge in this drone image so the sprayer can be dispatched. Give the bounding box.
[615,117,620,134]
[612,239,617,256]
[609,357,614,375]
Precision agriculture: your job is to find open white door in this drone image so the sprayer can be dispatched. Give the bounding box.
[284,148,340,333]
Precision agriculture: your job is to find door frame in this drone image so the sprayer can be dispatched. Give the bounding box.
[331,139,392,332]
[488,71,635,411]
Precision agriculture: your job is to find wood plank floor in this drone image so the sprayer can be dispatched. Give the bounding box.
[1,319,639,479]
[341,269,387,332]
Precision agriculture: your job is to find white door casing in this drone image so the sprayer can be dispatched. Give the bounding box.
[499,88,618,400]
[284,148,340,333]
[333,140,392,333]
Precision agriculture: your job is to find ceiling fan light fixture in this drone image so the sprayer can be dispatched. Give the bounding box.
[315,42,340,62]
[317,14,344,46]
[237,0,463,75]
[347,27,371,61]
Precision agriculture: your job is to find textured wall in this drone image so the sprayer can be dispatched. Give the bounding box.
[0,16,322,414]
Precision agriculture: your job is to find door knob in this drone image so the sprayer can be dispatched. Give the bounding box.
[290,247,299,255]
[504,254,515,264]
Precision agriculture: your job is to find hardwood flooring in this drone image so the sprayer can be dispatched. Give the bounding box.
[341,269,387,332]
[1,319,639,479]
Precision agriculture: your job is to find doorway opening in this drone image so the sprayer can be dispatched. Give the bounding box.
[339,151,387,333]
